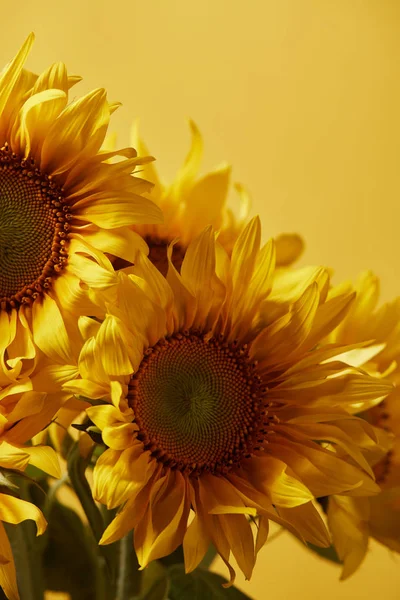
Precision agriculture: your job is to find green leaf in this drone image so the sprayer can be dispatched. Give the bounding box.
[168,565,254,600]
[67,443,104,541]
[116,532,141,600]
[67,442,118,588]
[306,542,342,565]
[4,520,46,600]
[138,561,169,600]
[0,471,19,491]
[42,499,99,600]
[199,543,218,569]
[72,421,104,445]
[159,543,184,567]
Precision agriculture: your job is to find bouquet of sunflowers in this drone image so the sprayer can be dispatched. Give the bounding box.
[0,34,398,600]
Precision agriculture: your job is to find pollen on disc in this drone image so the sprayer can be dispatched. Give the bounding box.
[128,332,266,475]
[0,170,54,296]
[0,147,70,309]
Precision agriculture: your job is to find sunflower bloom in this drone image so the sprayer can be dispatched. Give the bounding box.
[62,218,393,584]
[326,271,400,578]
[0,34,162,369]
[113,120,303,275]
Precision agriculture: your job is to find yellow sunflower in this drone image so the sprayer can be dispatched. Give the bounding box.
[2,310,92,452]
[63,218,392,584]
[326,271,400,578]
[0,438,60,600]
[0,34,162,368]
[112,120,304,275]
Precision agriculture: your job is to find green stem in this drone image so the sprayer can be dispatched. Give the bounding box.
[67,443,117,598]
[116,531,142,600]
[4,521,45,600]
[67,444,104,540]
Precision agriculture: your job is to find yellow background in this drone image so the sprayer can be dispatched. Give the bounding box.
[2,1,400,598]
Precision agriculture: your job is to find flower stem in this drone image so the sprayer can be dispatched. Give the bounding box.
[116,531,142,600]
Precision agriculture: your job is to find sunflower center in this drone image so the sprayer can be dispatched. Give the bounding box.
[370,399,397,485]
[0,145,71,309]
[128,331,268,475]
[112,234,186,276]
[145,235,186,277]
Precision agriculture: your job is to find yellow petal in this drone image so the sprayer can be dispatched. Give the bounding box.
[183,510,210,573]
[32,295,72,363]
[255,515,269,555]
[96,315,133,376]
[278,501,330,547]
[181,227,224,330]
[83,227,148,263]
[100,477,155,545]
[195,479,237,587]
[4,394,62,445]
[32,365,79,393]
[86,404,129,431]
[0,494,46,535]
[40,88,109,174]
[6,311,35,364]
[0,522,18,600]
[117,271,166,349]
[217,513,255,580]
[275,233,304,266]
[327,496,369,579]
[130,121,163,198]
[266,438,379,497]
[228,217,261,323]
[169,119,203,201]
[93,446,154,510]
[131,251,174,322]
[230,238,275,340]
[20,445,61,478]
[135,470,190,568]
[32,61,68,94]
[12,88,67,157]
[0,442,30,471]
[279,422,374,477]
[369,487,400,552]
[270,265,329,304]
[251,283,319,368]
[73,191,163,227]
[200,474,257,517]
[184,163,231,236]
[62,379,109,400]
[166,246,197,331]
[102,423,138,451]
[52,270,103,317]
[0,33,34,116]
[78,337,110,386]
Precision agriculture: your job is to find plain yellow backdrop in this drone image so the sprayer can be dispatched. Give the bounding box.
[2,1,400,598]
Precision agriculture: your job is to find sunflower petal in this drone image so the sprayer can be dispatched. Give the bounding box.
[0,494,46,535]
[0,522,18,600]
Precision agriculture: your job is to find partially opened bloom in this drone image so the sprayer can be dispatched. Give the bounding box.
[64,218,392,584]
[114,120,303,275]
[326,271,400,578]
[0,34,162,370]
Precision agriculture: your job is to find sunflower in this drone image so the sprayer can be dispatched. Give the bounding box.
[63,218,392,584]
[2,310,92,453]
[112,120,304,275]
[0,34,162,369]
[325,271,400,578]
